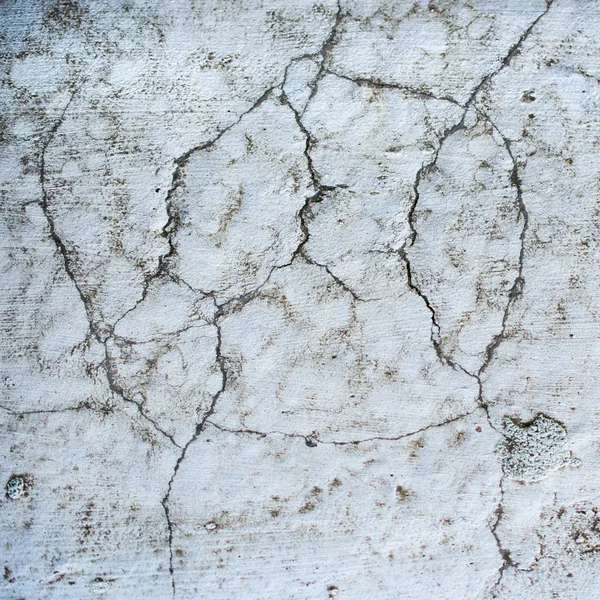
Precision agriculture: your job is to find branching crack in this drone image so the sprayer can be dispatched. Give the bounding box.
[38,87,180,447]
[474,116,530,596]
[39,86,97,341]
[120,2,350,335]
[280,88,368,303]
[322,2,554,418]
[393,0,553,384]
[476,122,527,383]
[161,315,227,598]
[154,10,361,594]
[102,353,180,447]
[124,2,348,329]
[301,0,345,114]
[377,4,554,588]
[117,85,278,329]
[32,3,554,596]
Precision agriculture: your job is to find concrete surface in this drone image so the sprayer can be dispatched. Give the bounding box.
[1,0,599,598]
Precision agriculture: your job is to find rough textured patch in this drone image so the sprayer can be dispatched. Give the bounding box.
[499,414,579,482]
[2,0,600,598]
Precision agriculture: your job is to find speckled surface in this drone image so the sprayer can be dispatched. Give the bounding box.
[2,1,600,598]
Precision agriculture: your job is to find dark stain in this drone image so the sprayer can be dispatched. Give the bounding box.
[299,502,316,514]
[44,0,89,29]
[395,485,414,501]
[521,90,536,102]
[3,566,15,583]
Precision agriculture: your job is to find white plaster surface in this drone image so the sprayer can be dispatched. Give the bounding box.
[1,0,599,598]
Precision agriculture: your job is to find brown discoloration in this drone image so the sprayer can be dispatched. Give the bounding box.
[395,485,415,501]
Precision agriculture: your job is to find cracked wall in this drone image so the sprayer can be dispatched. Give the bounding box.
[1,0,600,598]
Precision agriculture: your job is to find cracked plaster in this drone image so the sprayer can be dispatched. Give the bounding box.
[1,0,599,598]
